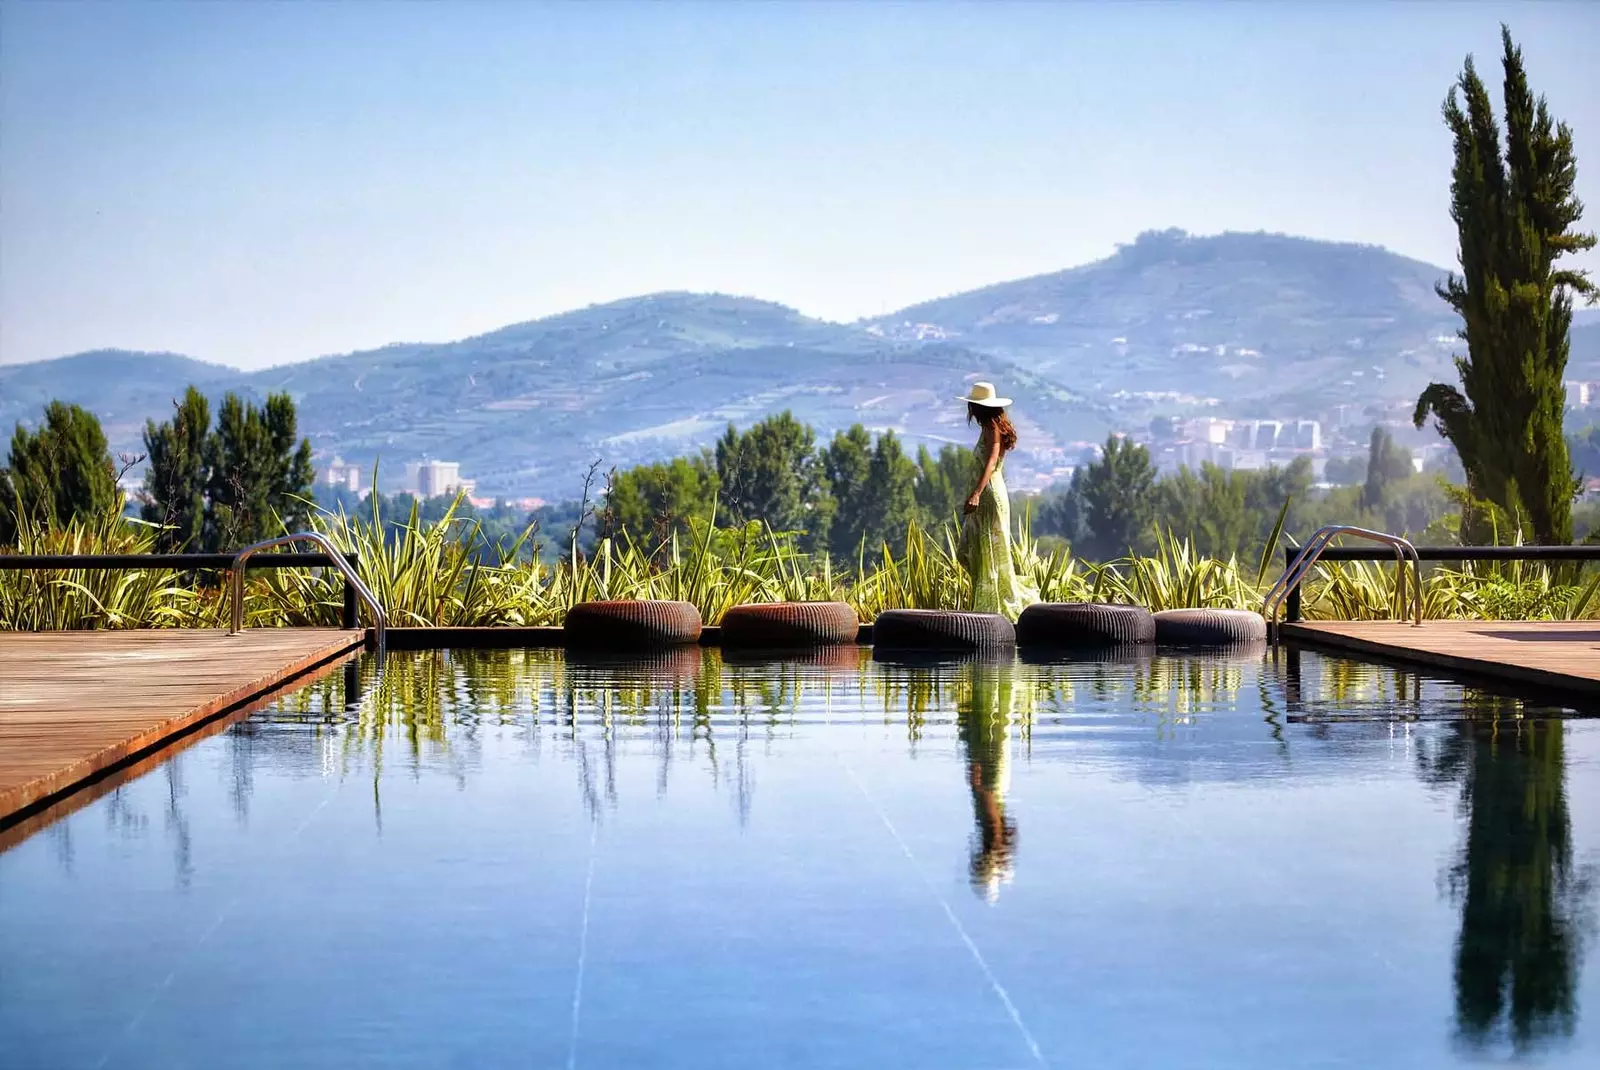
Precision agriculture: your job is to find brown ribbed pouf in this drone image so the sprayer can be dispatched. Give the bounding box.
[1152,608,1268,646]
[563,600,703,647]
[871,609,1016,653]
[1016,602,1155,647]
[718,601,860,647]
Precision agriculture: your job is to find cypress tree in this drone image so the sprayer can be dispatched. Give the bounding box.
[1414,26,1596,544]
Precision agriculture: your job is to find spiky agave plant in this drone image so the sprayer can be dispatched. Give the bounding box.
[0,507,215,630]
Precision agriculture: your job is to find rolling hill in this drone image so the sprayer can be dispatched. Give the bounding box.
[2,293,1108,497]
[10,229,1574,498]
[867,229,1466,423]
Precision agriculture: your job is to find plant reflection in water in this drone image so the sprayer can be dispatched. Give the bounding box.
[217,646,1600,1058]
[1420,701,1594,1054]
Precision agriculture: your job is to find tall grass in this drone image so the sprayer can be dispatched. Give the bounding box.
[3,498,1596,630]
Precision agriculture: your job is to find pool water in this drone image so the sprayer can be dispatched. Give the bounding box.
[2,646,1597,1069]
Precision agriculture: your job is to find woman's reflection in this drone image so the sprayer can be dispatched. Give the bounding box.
[957,660,1019,902]
[1419,702,1591,1054]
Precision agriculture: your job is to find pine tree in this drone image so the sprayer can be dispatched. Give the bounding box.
[205,392,314,548]
[0,402,118,542]
[138,387,314,551]
[141,387,212,551]
[1414,26,1596,544]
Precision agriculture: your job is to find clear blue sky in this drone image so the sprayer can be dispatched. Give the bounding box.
[2,1,1596,370]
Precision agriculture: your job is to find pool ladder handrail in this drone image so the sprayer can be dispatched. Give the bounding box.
[1263,525,1422,629]
[229,533,387,654]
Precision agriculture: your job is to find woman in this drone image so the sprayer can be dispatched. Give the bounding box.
[957,381,1037,619]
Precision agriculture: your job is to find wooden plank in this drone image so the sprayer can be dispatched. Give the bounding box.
[1279,620,1600,697]
[0,629,363,824]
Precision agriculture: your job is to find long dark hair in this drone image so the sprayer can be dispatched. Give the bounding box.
[967,403,1018,453]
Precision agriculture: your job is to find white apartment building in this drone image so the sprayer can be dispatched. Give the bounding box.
[405,459,476,499]
[321,456,363,494]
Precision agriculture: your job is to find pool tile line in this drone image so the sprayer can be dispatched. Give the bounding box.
[836,755,1049,1069]
[567,818,600,1070]
[90,766,353,1070]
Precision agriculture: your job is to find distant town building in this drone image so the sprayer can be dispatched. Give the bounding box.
[1153,417,1324,473]
[1565,380,1594,409]
[321,456,363,494]
[405,459,475,499]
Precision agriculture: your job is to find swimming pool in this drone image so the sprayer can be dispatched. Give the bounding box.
[2,646,1596,1068]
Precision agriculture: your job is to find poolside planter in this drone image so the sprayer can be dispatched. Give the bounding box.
[870,609,1016,654]
[718,601,860,648]
[1152,608,1268,646]
[1015,602,1155,647]
[563,600,703,648]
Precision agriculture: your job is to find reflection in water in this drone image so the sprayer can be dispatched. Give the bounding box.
[1419,700,1594,1054]
[958,661,1020,902]
[13,646,1594,1064]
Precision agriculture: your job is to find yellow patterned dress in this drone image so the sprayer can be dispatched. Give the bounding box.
[958,430,1039,620]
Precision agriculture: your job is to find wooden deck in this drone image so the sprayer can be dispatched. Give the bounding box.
[0,629,364,825]
[1279,620,1600,698]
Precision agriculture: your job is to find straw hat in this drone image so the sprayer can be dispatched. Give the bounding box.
[957,381,1012,408]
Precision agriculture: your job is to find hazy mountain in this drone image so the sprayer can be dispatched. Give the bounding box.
[0,350,240,462]
[868,229,1465,422]
[14,231,1589,498]
[3,294,1107,496]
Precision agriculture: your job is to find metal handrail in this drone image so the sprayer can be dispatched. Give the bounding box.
[1263,525,1422,628]
[1271,528,1402,613]
[229,533,387,653]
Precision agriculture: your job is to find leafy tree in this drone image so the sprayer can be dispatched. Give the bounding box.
[861,430,919,554]
[606,451,719,540]
[1570,424,1600,477]
[139,388,314,551]
[141,387,212,551]
[714,411,833,548]
[1361,427,1417,512]
[823,425,873,559]
[0,402,118,543]
[914,444,978,527]
[1323,454,1367,486]
[1155,457,1313,560]
[1074,434,1158,559]
[1414,27,1596,544]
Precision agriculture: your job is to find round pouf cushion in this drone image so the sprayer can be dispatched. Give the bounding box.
[564,600,703,647]
[871,609,1016,653]
[1015,602,1155,647]
[1153,608,1268,646]
[719,601,860,647]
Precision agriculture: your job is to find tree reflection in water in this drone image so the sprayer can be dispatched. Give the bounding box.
[956,660,1020,903]
[1418,697,1593,1054]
